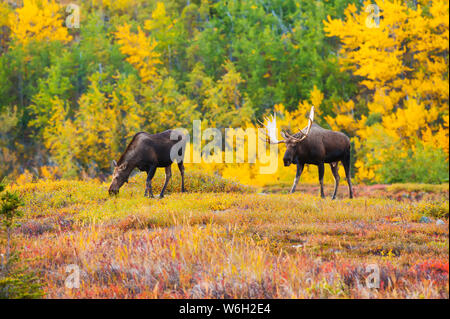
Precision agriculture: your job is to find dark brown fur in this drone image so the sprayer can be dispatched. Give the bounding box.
[108,130,186,198]
[283,123,354,199]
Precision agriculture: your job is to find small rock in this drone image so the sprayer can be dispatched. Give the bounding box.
[292,244,303,249]
[419,216,432,223]
[257,192,267,195]
[436,219,445,226]
[213,210,227,214]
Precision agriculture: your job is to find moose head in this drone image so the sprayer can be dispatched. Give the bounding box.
[261,106,315,166]
[108,160,130,195]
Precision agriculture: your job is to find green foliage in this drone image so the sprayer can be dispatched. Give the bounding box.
[355,123,449,184]
[184,0,357,113]
[366,112,383,126]
[0,179,43,299]
[377,142,449,184]
[0,106,20,177]
[0,180,23,229]
[0,254,44,299]
[415,201,449,219]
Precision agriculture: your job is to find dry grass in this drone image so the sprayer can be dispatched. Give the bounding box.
[4,171,448,298]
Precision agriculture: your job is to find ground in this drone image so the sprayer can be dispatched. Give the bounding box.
[4,170,449,298]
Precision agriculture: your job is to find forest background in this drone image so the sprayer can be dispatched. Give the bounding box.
[0,0,448,186]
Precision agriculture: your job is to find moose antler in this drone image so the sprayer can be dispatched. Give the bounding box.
[259,113,286,144]
[259,106,314,144]
[290,106,314,143]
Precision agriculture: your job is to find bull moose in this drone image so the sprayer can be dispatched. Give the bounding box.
[108,130,186,198]
[262,106,354,199]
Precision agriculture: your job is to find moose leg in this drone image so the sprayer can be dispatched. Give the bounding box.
[159,165,172,198]
[290,163,304,194]
[330,162,340,200]
[343,156,354,199]
[145,166,157,198]
[318,163,325,198]
[178,162,185,192]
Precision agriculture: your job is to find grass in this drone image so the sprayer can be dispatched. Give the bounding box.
[3,170,449,298]
[387,183,449,193]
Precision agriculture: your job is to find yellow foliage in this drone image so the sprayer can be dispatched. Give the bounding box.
[9,0,72,46]
[272,86,323,134]
[309,85,324,110]
[40,165,61,180]
[115,23,161,83]
[0,2,10,28]
[16,169,34,185]
[202,60,254,127]
[91,0,148,13]
[325,100,358,134]
[366,89,396,115]
[422,117,450,155]
[383,98,436,142]
[43,97,80,176]
[144,2,172,32]
[324,0,449,182]
[324,0,448,108]
[355,159,376,182]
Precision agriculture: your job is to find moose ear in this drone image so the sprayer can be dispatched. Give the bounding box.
[281,131,287,139]
[119,161,128,169]
[112,160,117,167]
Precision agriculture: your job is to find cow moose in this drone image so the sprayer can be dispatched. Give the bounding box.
[261,106,354,199]
[108,130,187,198]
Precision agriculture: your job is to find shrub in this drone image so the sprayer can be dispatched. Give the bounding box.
[377,142,449,184]
[416,201,449,219]
[358,130,449,185]
[387,183,449,193]
[0,179,44,298]
[127,169,256,194]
